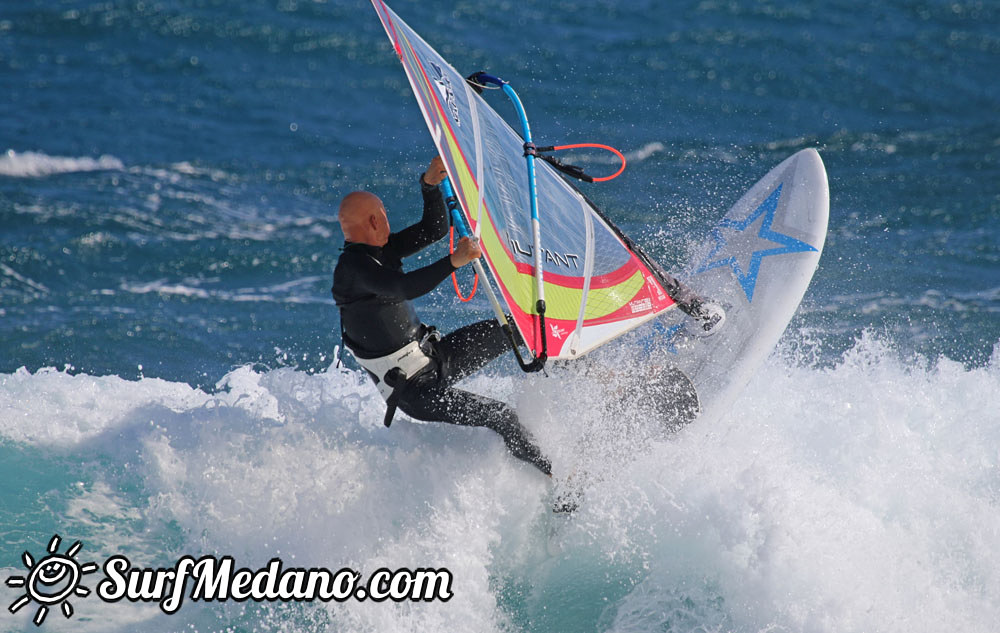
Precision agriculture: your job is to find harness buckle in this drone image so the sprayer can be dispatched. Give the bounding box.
[419,326,442,349]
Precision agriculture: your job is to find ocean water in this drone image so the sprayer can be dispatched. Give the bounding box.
[2,1,998,632]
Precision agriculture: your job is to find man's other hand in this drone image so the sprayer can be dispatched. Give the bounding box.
[450,236,482,268]
[422,156,447,186]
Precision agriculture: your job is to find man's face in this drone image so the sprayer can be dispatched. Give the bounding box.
[373,203,390,246]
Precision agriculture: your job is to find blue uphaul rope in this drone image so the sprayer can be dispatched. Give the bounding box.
[440,177,469,238]
[464,72,547,371]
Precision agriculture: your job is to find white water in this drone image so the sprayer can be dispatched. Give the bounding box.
[0,150,124,178]
[1,334,999,632]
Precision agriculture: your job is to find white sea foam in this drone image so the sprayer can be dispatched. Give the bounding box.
[559,141,666,165]
[1,334,998,632]
[627,141,667,162]
[0,149,124,178]
[601,335,1000,633]
[117,275,330,304]
[0,263,50,296]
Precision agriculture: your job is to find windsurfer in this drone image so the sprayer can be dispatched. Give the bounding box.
[332,156,552,476]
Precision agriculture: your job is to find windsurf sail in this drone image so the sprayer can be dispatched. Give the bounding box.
[371,0,678,361]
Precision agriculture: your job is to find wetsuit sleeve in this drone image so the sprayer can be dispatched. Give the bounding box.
[345,249,456,301]
[386,178,449,258]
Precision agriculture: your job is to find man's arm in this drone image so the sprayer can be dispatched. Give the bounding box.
[388,157,450,258]
[344,249,456,301]
[337,236,482,304]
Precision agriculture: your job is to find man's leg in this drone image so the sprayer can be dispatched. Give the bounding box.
[398,382,552,476]
[433,319,510,386]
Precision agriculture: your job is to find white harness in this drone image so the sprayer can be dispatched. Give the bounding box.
[351,339,434,400]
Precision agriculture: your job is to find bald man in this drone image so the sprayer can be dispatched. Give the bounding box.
[332,157,551,476]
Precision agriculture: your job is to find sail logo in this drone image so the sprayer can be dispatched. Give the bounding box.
[429,62,461,127]
[506,233,581,269]
[549,323,568,339]
[629,298,652,314]
[646,275,666,301]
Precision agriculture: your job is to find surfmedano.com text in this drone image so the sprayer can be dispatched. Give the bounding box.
[98,555,453,614]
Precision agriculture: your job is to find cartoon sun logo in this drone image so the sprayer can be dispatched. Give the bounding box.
[6,535,98,627]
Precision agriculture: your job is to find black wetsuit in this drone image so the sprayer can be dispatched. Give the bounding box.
[332,177,551,476]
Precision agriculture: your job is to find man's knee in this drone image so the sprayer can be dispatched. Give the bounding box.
[393,385,442,423]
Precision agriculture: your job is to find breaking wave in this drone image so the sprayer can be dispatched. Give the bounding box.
[0,150,125,178]
[1,333,999,632]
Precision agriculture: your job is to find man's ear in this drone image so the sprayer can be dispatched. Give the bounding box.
[368,214,379,233]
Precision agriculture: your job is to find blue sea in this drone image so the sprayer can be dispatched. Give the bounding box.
[2,1,999,631]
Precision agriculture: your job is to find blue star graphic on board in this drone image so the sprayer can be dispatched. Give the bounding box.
[694,184,817,302]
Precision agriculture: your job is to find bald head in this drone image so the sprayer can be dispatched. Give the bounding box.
[338,191,390,246]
